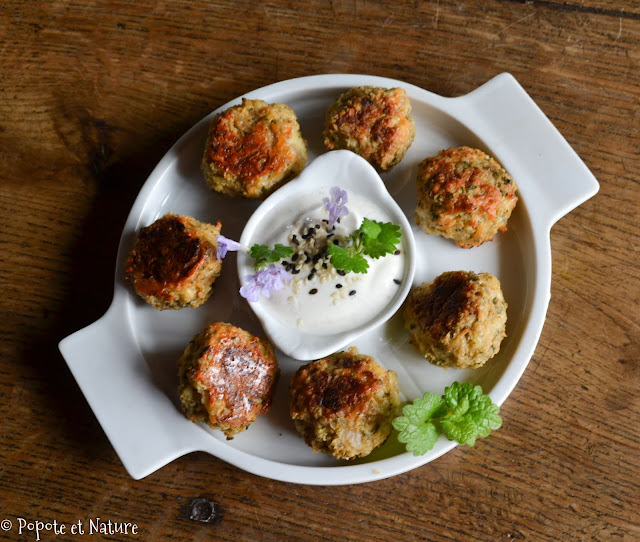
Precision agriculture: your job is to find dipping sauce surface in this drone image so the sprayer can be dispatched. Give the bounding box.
[246,189,406,335]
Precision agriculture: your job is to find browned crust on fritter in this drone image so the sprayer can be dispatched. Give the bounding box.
[202,98,307,198]
[403,271,507,369]
[290,349,384,419]
[415,146,518,248]
[126,215,204,296]
[125,214,222,310]
[178,322,278,439]
[323,86,415,171]
[409,271,478,339]
[289,347,400,459]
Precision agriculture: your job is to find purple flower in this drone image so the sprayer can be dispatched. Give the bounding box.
[323,186,349,226]
[216,235,246,261]
[239,263,291,302]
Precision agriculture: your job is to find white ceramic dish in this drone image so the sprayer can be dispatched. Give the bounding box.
[238,149,417,360]
[58,73,598,485]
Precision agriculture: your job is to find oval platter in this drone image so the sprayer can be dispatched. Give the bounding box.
[59,73,598,485]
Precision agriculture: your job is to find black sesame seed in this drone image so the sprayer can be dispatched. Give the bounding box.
[322,263,328,269]
[281,260,289,266]
[309,288,318,295]
[394,249,401,255]
[336,284,343,289]
[337,218,341,223]
[291,253,299,262]
[326,233,334,238]
[308,269,317,280]
[315,224,320,229]
[322,219,329,224]
[292,235,299,244]
[349,290,356,296]
[393,279,401,285]
[337,269,346,276]
[292,268,300,275]
[332,239,340,245]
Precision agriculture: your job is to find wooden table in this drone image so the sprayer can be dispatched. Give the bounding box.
[1,1,638,540]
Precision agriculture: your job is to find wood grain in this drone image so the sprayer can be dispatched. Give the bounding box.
[1,1,638,540]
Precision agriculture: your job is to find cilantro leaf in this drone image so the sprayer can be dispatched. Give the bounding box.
[358,217,382,240]
[270,243,294,261]
[250,243,293,269]
[249,244,270,266]
[327,243,369,274]
[359,219,402,259]
[393,382,502,455]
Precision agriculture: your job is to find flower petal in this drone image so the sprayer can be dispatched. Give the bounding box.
[216,235,246,261]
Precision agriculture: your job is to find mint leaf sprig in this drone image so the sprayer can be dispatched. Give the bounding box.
[249,243,293,270]
[327,218,402,275]
[392,382,502,456]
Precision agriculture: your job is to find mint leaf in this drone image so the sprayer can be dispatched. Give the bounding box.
[440,415,481,447]
[327,243,369,274]
[250,243,293,269]
[393,392,444,456]
[360,219,402,259]
[393,382,502,455]
[439,382,502,445]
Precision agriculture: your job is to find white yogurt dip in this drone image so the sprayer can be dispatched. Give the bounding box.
[247,188,406,336]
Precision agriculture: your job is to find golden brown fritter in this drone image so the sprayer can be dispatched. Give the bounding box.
[289,347,400,460]
[178,322,279,439]
[125,213,222,310]
[403,271,507,369]
[201,98,307,199]
[323,86,415,171]
[415,146,518,248]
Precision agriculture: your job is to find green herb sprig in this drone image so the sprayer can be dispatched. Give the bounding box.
[327,218,402,274]
[249,243,293,270]
[393,382,502,456]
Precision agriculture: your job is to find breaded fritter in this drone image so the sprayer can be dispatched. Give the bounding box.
[178,322,278,439]
[415,146,518,248]
[289,347,400,460]
[202,98,307,199]
[403,271,507,369]
[323,86,415,171]
[125,213,222,310]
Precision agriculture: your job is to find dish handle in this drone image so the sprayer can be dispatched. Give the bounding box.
[58,298,201,479]
[457,72,599,227]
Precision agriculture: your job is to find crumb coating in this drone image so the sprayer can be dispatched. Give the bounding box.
[178,322,278,439]
[125,213,222,310]
[415,146,518,248]
[404,271,507,369]
[324,86,415,171]
[202,98,307,198]
[289,347,400,459]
